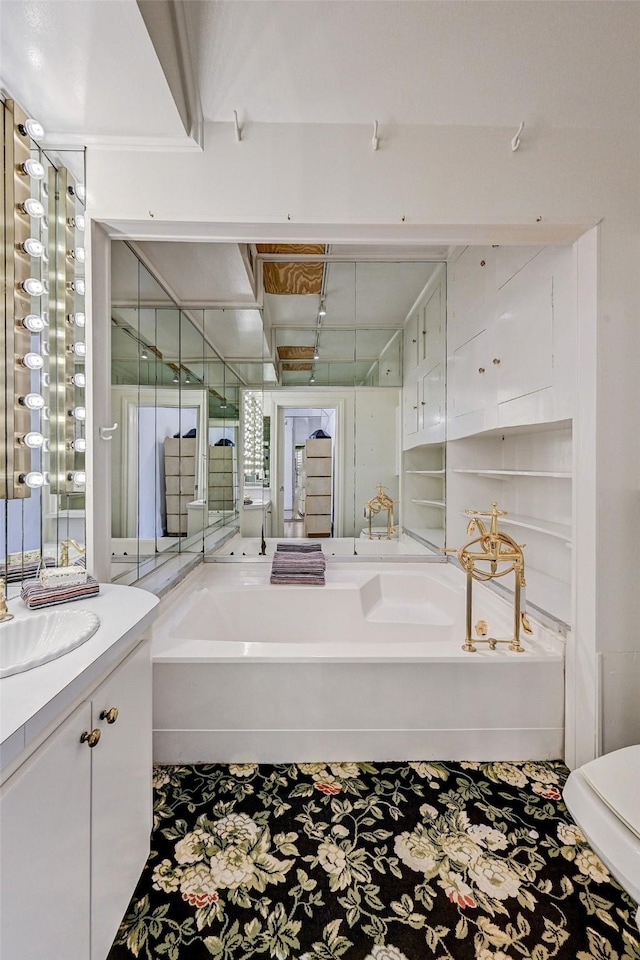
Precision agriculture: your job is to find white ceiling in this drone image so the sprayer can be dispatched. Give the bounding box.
[185,0,640,131]
[2,0,638,151]
[0,0,186,145]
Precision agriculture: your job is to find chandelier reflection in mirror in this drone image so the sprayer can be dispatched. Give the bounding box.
[243,391,264,482]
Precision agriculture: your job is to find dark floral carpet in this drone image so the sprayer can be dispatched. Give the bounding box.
[108,761,640,960]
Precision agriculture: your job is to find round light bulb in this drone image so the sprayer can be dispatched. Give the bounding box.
[21,314,45,332]
[21,159,45,180]
[71,372,86,388]
[71,438,87,453]
[70,278,85,296]
[68,470,86,486]
[21,277,44,296]
[67,312,86,327]
[21,431,45,449]
[22,237,44,258]
[70,341,86,357]
[74,214,85,231]
[70,406,86,421]
[21,352,44,370]
[19,119,45,140]
[68,246,85,263]
[75,183,86,203]
[19,392,45,410]
[21,198,45,218]
[19,471,45,488]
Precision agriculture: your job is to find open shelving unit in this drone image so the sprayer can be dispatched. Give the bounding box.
[447,421,573,624]
[402,443,446,550]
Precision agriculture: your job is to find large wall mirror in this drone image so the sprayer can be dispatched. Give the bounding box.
[110,240,268,583]
[2,98,87,598]
[109,241,446,581]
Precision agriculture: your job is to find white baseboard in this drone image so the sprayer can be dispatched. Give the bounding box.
[153,727,564,764]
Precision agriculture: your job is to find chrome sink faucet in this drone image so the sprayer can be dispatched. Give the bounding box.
[445,502,532,653]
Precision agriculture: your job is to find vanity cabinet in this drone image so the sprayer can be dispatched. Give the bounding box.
[0,639,152,960]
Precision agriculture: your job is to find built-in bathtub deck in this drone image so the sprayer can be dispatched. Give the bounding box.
[151,561,566,763]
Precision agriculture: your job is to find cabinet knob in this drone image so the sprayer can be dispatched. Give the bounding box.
[421,401,426,405]
[478,367,485,374]
[412,338,417,343]
[413,405,418,410]
[100,706,119,724]
[80,729,101,748]
[492,357,501,365]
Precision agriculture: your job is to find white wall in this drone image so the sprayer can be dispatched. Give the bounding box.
[87,119,640,761]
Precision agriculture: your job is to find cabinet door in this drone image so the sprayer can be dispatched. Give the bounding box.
[450,329,491,420]
[403,378,419,437]
[495,276,553,405]
[0,702,92,960]
[91,641,152,960]
[420,363,445,436]
[422,283,445,365]
[403,312,420,375]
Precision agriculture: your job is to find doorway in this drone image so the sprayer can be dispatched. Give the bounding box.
[277,406,337,538]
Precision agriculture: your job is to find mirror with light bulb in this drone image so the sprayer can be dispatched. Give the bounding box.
[1,98,87,598]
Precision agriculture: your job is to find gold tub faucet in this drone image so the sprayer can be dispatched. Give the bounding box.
[445,502,533,653]
[0,577,14,623]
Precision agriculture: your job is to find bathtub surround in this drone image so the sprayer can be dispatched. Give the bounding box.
[151,562,564,763]
[107,761,640,960]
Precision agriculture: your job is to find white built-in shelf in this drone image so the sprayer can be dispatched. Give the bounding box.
[453,469,571,479]
[498,513,571,542]
[412,499,446,508]
[405,470,445,476]
[458,511,571,542]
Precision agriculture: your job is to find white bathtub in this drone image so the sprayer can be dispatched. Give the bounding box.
[151,562,566,763]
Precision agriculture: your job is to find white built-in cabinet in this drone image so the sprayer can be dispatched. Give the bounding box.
[444,244,576,624]
[0,640,152,960]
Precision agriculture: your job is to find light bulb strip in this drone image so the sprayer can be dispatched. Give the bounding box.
[1,99,38,498]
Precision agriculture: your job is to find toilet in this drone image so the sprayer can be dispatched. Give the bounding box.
[563,745,640,933]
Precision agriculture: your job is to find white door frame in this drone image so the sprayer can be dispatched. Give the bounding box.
[269,392,346,539]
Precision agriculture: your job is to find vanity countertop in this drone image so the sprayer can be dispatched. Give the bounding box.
[0,584,159,776]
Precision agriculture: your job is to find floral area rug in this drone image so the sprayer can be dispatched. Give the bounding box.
[108,761,640,960]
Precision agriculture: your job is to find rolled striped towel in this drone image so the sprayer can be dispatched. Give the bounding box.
[21,575,100,609]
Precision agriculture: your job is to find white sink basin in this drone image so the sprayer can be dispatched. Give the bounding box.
[0,609,100,678]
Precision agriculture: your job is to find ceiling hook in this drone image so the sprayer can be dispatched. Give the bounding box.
[233,110,242,142]
[372,120,379,151]
[511,120,525,152]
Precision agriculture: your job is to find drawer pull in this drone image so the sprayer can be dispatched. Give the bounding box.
[80,729,101,748]
[100,706,119,724]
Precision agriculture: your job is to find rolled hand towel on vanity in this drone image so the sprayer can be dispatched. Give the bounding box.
[20,575,100,609]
